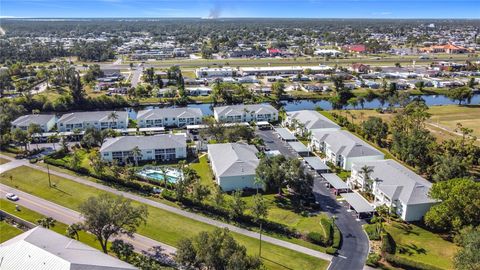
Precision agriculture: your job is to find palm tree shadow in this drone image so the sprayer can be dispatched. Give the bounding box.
[52,186,72,196]
[262,257,294,270]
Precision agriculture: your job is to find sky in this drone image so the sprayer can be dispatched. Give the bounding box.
[1,0,479,19]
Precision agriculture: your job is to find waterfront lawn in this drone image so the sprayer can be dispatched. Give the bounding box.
[0,166,329,270]
[384,221,458,270]
[0,198,102,250]
[0,220,23,243]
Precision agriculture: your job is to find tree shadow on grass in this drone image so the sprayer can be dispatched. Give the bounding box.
[262,257,294,270]
[393,222,419,236]
[52,185,72,196]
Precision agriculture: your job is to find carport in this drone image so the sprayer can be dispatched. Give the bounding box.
[256,121,271,130]
[341,192,375,219]
[274,127,297,142]
[303,156,330,173]
[322,173,349,194]
[288,141,310,156]
[138,127,165,134]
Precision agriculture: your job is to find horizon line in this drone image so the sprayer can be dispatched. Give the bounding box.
[1,17,479,20]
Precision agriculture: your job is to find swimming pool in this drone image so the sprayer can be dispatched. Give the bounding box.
[136,167,183,184]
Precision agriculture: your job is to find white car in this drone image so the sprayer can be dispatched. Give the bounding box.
[5,193,19,201]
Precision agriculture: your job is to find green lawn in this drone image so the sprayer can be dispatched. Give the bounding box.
[384,222,458,270]
[0,199,102,250]
[189,154,215,188]
[0,166,329,270]
[0,220,23,243]
[0,157,10,165]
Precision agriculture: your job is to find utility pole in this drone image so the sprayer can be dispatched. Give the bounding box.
[47,163,52,187]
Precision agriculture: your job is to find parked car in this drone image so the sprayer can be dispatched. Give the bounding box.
[5,193,19,201]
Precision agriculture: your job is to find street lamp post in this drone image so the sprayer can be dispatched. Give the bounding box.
[47,163,52,187]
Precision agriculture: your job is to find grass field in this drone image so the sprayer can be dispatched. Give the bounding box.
[0,166,329,270]
[331,104,480,145]
[384,222,458,270]
[0,220,23,243]
[0,198,102,249]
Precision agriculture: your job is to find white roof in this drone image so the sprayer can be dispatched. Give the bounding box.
[274,127,297,141]
[0,227,136,270]
[341,192,375,213]
[288,141,309,153]
[58,111,128,125]
[322,173,349,190]
[287,110,340,130]
[137,107,203,121]
[351,159,435,205]
[100,134,186,152]
[303,156,329,171]
[311,129,384,158]
[214,104,278,118]
[12,114,56,127]
[208,143,259,177]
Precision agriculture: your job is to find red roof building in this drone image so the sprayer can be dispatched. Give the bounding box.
[266,48,282,55]
[342,44,367,53]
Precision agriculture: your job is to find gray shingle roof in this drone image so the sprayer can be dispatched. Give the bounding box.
[208,143,259,177]
[0,227,136,270]
[214,104,278,117]
[287,110,340,130]
[58,111,128,124]
[12,114,55,127]
[100,134,186,152]
[351,159,435,205]
[312,129,383,158]
[137,108,203,120]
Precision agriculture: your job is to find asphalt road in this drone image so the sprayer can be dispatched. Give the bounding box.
[0,183,177,255]
[0,154,333,263]
[256,129,370,270]
[130,65,144,87]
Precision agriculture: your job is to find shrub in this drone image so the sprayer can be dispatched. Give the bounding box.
[381,232,396,254]
[366,253,381,267]
[365,223,381,241]
[307,232,328,246]
[332,223,342,249]
[325,247,337,255]
[385,254,444,270]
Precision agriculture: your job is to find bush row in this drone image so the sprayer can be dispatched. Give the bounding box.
[384,254,444,270]
[44,156,154,194]
[365,223,381,241]
[381,232,396,254]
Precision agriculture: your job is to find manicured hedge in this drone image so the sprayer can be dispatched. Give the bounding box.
[332,223,342,249]
[366,253,381,267]
[384,254,444,270]
[381,232,396,254]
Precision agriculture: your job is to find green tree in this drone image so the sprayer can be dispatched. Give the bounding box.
[446,87,473,105]
[111,239,135,262]
[79,194,148,253]
[66,223,83,240]
[229,190,246,220]
[37,217,56,229]
[362,117,388,146]
[425,178,480,233]
[211,184,225,207]
[12,128,29,152]
[271,81,285,102]
[251,193,268,223]
[175,228,262,270]
[192,182,210,204]
[131,146,142,167]
[454,226,480,270]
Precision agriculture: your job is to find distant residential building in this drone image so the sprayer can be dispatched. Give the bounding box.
[310,129,384,170]
[284,110,340,135]
[195,67,235,78]
[137,108,203,128]
[57,111,128,132]
[266,48,282,56]
[419,44,470,54]
[349,159,437,221]
[11,114,57,132]
[228,50,264,58]
[351,63,370,73]
[342,44,367,53]
[214,104,278,123]
[207,143,260,191]
[185,86,212,96]
[100,134,187,163]
[0,227,136,270]
[240,66,331,76]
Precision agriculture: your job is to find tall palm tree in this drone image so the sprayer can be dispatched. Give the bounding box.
[131,146,141,166]
[37,217,56,229]
[159,166,169,188]
[66,223,83,240]
[253,176,265,194]
[360,165,374,191]
[108,111,119,129]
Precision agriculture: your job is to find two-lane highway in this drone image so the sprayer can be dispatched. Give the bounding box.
[0,183,177,255]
